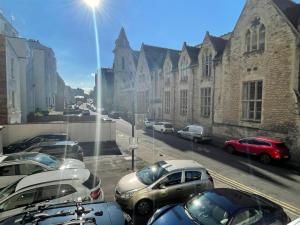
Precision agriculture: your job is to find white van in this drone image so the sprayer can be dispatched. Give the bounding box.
[177,124,211,142]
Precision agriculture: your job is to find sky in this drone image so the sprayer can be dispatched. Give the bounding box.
[1,0,300,93]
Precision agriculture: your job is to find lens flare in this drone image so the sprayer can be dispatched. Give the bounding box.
[83,0,100,8]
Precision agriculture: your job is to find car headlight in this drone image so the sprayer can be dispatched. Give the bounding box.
[120,190,135,199]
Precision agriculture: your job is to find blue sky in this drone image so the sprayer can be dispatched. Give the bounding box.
[1,0,300,93]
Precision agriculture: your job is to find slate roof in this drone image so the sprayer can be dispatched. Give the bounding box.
[185,44,200,65]
[167,49,181,69]
[209,35,228,59]
[142,44,177,71]
[132,50,140,67]
[272,0,300,29]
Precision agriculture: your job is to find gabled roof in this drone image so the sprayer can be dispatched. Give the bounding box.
[132,50,140,67]
[209,35,228,59]
[184,44,200,65]
[272,0,300,30]
[142,44,176,71]
[167,49,181,69]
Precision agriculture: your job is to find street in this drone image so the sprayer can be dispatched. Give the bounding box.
[115,118,300,220]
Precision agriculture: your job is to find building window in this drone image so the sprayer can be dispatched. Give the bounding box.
[180,57,188,81]
[251,29,257,51]
[180,90,188,116]
[242,80,263,122]
[165,91,170,114]
[11,58,14,79]
[11,91,15,108]
[122,57,125,70]
[245,30,251,52]
[259,24,265,51]
[200,88,211,117]
[203,51,212,77]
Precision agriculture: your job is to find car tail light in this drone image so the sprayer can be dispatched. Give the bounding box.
[90,188,101,200]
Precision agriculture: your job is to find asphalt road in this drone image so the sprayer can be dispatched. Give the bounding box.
[115,118,300,220]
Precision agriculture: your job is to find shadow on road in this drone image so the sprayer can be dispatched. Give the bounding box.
[79,141,122,156]
[142,129,299,188]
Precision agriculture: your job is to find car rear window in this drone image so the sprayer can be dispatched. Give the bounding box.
[82,173,100,189]
[276,143,287,148]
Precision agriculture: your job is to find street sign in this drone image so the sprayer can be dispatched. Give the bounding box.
[135,114,145,130]
[129,137,138,149]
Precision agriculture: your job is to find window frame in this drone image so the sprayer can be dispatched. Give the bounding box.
[241,80,263,122]
[184,170,202,183]
[200,87,211,117]
[180,90,188,116]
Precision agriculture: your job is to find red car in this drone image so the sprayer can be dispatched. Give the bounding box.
[224,136,290,164]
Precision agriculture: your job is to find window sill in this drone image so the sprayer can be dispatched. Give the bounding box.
[244,49,264,56]
[240,119,261,124]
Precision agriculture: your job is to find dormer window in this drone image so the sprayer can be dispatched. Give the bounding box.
[202,51,212,77]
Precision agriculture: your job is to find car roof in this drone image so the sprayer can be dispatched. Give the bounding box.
[255,136,283,143]
[16,168,90,191]
[163,160,204,171]
[39,141,77,147]
[203,188,278,215]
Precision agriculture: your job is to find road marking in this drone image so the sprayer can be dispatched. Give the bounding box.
[208,169,300,216]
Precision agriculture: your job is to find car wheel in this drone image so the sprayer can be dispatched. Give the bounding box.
[135,199,153,216]
[226,145,236,154]
[259,154,272,164]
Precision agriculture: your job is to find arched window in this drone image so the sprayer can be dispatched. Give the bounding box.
[259,24,265,50]
[245,30,251,52]
[252,29,257,51]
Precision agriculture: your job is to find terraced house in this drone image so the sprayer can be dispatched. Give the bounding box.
[113,0,300,160]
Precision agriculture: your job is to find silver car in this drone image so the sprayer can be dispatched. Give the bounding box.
[115,160,214,216]
[0,152,85,189]
[178,124,212,142]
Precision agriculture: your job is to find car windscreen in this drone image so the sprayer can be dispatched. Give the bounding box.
[185,194,230,225]
[0,180,19,200]
[24,153,62,169]
[136,162,168,185]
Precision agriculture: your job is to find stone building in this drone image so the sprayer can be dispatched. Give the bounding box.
[113,28,139,113]
[174,43,199,128]
[162,49,180,124]
[114,0,300,160]
[213,0,300,161]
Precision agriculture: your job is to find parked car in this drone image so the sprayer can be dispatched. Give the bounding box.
[147,188,290,225]
[109,111,121,119]
[0,201,131,225]
[144,118,155,128]
[224,137,291,164]
[24,141,84,161]
[3,133,70,154]
[288,218,300,225]
[0,152,85,189]
[153,122,175,133]
[178,124,212,142]
[115,160,213,216]
[0,168,103,221]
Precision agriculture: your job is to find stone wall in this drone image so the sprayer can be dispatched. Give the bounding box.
[0,35,7,124]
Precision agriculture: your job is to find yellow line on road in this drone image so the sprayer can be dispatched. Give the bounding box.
[208,169,300,216]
